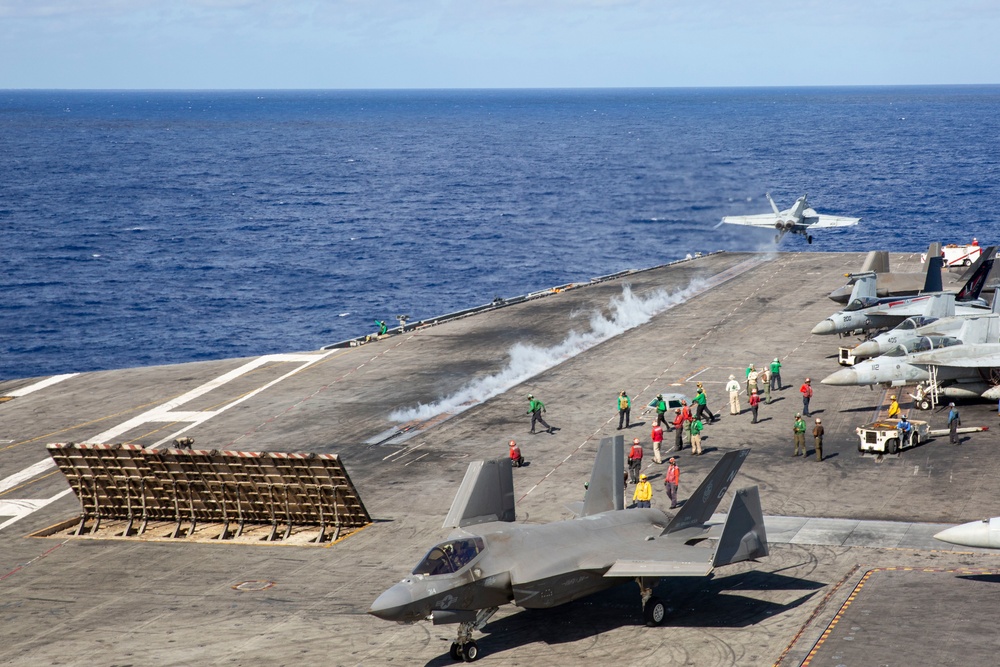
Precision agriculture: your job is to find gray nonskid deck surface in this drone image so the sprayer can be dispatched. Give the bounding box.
[2,250,1000,667]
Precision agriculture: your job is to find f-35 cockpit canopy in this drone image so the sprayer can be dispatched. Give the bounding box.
[412,537,485,576]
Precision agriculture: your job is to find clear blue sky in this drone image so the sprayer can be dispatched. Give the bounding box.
[1,0,997,89]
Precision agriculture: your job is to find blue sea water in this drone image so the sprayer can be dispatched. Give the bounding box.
[2,87,999,381]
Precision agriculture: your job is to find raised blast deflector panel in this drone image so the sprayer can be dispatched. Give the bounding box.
[442,458,515,529]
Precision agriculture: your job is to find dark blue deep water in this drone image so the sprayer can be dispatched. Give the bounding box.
[2,87,999,381]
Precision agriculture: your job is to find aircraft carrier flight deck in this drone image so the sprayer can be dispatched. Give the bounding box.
[2,250,999,666]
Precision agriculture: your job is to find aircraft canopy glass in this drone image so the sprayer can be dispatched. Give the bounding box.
[412,537,485,576]
[906,336,963,354]
[896,316,938,331]
[845,297,881,312]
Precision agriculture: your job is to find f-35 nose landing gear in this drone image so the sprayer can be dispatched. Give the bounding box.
[448,606,498,662]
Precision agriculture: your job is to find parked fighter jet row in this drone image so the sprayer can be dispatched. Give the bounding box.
[817,244,1000,406]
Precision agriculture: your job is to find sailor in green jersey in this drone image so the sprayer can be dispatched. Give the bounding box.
[527,394,553,434]
[793,413,807,456]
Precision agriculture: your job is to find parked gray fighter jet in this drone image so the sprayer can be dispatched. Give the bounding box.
[828,245,940,303]
[851,294,1000,360]
[829,243,999,304]
[718,193,860,244]
[810,253,994,336]
[369,439,767,662]
[821,335,1000,403]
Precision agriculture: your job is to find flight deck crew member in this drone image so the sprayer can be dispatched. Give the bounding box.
[897,416,912,449]
[693,386,716,423]
[887,395,900,419]
[813,418,824,461]
[770,358,782,390]
[680,400,693,449]
[617,391,631,430]
[726,374,741,415]
[664,458,680,509]
[509,440,524,467]
[376,319,388,336]
[627,438,643,483]
[633,474,652,508]
[690,416,704,455]
[761,367,772,403]
[749,389,761,424]
[651,423,664,464]
[948,402,961,444]
[526,394,553,434]
[746,364,757,396]
[800,378,814,417]
[672,408,684,451]
[653,393,669,429]
[793,413,807,456]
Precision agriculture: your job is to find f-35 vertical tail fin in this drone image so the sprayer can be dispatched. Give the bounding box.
[859,250,890,274]
[581,435,625,517]
[712,486,769,567]
[442,458,515,528]
[662,448,750,535]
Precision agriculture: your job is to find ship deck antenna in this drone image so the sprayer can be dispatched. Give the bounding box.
[396,314,410,332]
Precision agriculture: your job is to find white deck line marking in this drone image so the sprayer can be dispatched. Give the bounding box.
[0,459,57,494]
[0,489,72,530]
[0,350,337,532]
[5,374,79,398]
[403,452,430,466]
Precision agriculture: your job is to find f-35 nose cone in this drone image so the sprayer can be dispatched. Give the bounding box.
[811,319,838,335]
[934,518,1000,549]
[852,341,881,358]
[368,584,414,621]
[821,369,859,386]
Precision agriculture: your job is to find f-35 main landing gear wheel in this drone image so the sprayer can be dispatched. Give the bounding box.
[643,596,667,626]
[461,640,480,662]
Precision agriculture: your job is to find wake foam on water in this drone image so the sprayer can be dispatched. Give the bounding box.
[389,281,707,423]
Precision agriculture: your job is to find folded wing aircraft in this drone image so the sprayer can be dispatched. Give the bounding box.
[718,193,859,244]
[369,437,767,662]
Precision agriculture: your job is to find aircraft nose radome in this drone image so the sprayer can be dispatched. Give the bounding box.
[821,369,859,386]
[852,341,880,359]
[934,520,998,549]
[368,584,413,620]
[811,319,838,335]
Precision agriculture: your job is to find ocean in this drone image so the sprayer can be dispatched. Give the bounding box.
[2,86,999,382]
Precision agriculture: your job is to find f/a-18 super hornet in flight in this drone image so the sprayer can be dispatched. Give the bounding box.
[810,251,995,336]
[717,193,860,244]
[369,439,767,662]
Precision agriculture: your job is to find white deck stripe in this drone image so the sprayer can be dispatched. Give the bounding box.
[5,374,79,398]
[0,459,57,494]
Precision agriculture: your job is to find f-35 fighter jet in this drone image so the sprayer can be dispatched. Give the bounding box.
[369,439,767,662]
